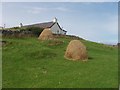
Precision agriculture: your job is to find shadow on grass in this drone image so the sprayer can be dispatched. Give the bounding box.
[88,56,93,60]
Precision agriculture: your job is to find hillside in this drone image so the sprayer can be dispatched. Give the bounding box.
[2,36,118,88]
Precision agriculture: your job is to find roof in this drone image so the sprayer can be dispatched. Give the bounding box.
[23,21,67,32]
[24,22,55,29]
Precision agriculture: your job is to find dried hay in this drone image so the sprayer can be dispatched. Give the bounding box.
[38,28,54,40]
[64,40,88,61]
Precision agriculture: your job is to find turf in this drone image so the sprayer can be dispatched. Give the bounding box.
[2,36,118,88]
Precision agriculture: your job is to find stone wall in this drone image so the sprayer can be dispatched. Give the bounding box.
[0,30,34,38]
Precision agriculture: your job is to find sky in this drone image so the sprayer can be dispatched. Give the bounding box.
[2,2,118,44]
[1,0,120,2]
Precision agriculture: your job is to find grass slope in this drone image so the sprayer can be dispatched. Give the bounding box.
[2,36,118,88]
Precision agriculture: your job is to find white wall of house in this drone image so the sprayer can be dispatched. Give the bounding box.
[51,23,66,34]
[61,30,66,35]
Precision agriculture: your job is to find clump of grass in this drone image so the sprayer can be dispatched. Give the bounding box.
[25,49,57,59]
[47,40,64,46]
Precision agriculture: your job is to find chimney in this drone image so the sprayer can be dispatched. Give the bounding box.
[19,23,23,27]
[53,17,57,23]
[3,24,6,29]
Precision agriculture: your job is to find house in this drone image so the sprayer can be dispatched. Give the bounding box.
[23,18,67,35]
[0,26,3,29]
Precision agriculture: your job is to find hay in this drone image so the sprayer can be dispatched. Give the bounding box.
[64,40,88,61]
[38,28,54,40]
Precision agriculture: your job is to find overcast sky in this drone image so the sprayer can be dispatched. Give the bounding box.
[2,2,118,44]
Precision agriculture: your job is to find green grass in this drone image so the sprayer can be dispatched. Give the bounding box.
[2,36,118,88]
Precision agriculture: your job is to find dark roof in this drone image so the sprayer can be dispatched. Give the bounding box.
[24,22,55,29]
[23,21,67,32]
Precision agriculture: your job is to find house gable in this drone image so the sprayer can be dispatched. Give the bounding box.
[50,22,67,34]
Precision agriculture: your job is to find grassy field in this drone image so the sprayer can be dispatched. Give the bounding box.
[2,36,118,88]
